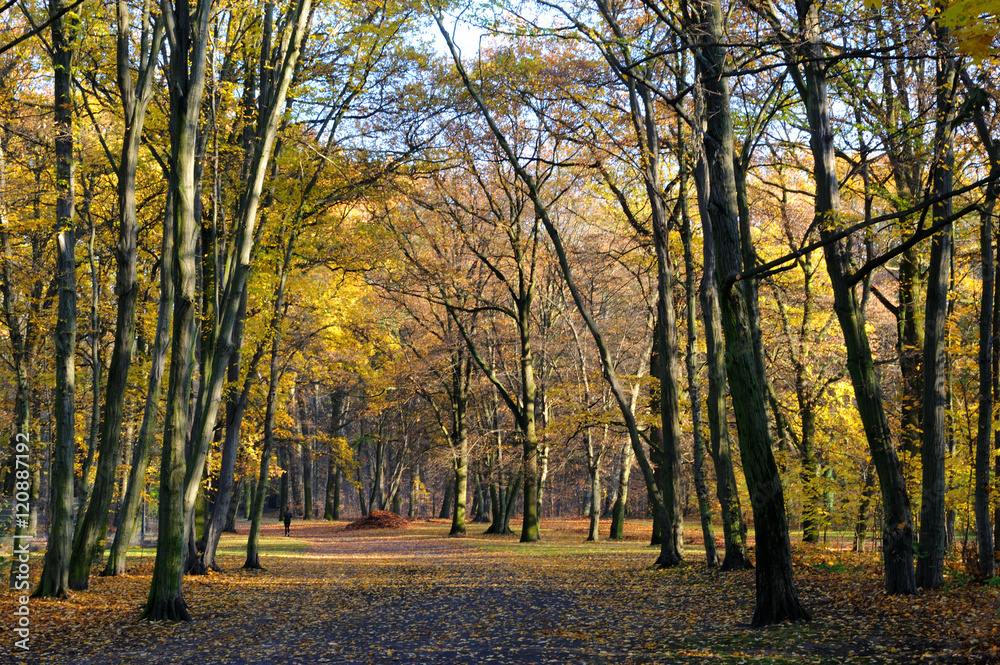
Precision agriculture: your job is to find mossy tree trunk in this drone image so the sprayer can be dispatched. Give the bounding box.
[104,190,173,578]
[681,148,720,568]
[692,0,808,624]
[33,0,78,600]
[694,137,751,571]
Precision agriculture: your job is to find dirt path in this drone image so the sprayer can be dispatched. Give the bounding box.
[256,523,602,664]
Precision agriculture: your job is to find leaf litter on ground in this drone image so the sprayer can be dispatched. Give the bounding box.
[3,519,999,663]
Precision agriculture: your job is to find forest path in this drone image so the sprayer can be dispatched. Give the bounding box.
[7,518,998,663]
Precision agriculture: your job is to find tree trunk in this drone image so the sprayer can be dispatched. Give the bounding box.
[279,444,290,514]
[244,324,284,570]
[291,440,304,514]
[244,230,301,568]
[472,471,489,522]
[916,18,958,589]
[451,459,468,536]
[682,170,720,567]
[898,243,924,461]
[408,463,420,519]
[34,0,78,600]
[224,477,243,532]
[1,139,36,589]
[78,218,99,515]
[799,406,821,543]
[609,442,633,540]
[438,476,453,519]
[302,435,313,520]
[972,77,998,581]
[325,389,347,520]
[326,463,340,520]
[693,0,807,624]
[69,8,163,584]
[198,301,260,573]
[587,462,601,542]
[139,0,214,621]
[487,478,504,534]
[694,163,752,571]
[537,444,550,519]
[409,463,421,520]
[649,439,662,546]
[104,191,174,577]
[502,473,521,535]
[853,462,875,552]
[450,349,470,535]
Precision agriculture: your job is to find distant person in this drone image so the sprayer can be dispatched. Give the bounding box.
[283,508,293,536]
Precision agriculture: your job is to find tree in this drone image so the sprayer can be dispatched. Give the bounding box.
[748,0,919,595]
[688,0,809,625]
[69,0,163,591]
[33,0,81,600]
[916,8,959,590]
[140,0,214,621]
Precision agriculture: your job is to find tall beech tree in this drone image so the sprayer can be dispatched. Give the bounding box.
[103,186,174,578]
[33,0,81,600]
[687,0,809,625]
[179,0,310,578]
[968,70,999,581]
[69,0,164,591]
[140,0,214,621]
[749,0,919,595]
[916,12,959,590]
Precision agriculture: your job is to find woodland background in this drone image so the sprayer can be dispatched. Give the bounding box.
[0,0,998,630]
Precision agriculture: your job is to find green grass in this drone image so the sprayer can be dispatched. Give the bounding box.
[116,521,309,560]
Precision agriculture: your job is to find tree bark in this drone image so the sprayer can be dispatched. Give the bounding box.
[34,0,78,600]
[681,151,720,567]
[104,190,174,578]
[971,75,999,581]
[693,0,808,624]
[916,17,958,589]
[755,0,918,595]
[70,5,163,589]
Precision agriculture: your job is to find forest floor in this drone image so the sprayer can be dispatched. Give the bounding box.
[3,518,1000,664]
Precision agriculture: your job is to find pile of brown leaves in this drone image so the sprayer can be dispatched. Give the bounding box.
[343,510,409,531]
